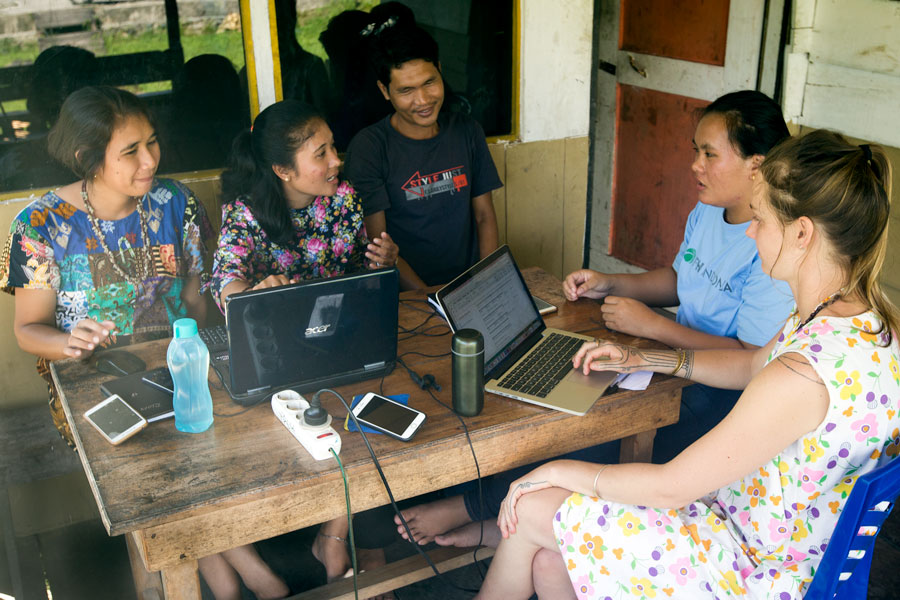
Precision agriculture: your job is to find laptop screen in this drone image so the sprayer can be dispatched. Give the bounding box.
[224,269,399,396]
[438,247,543,375]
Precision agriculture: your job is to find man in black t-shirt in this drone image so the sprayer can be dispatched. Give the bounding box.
[344,24,503,289]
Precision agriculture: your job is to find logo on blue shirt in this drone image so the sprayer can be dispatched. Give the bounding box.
[683,247,733,293]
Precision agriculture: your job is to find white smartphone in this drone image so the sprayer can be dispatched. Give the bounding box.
[84,394,148,445]
[532,295,557,315]
[351,393,426,441]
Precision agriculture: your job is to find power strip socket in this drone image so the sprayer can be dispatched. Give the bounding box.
[271,390,341,461]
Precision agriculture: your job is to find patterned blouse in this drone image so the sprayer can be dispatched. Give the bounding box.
[0,178,211,445]
[1,178,211,340]
[207,180,368,312]
[554,310,900,599]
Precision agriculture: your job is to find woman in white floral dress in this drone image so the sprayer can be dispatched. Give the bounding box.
[475,131,900,600]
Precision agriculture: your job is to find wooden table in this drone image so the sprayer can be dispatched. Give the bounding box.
[51,268,686,599]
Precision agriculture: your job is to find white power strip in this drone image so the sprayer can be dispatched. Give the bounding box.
[271,390,341,461]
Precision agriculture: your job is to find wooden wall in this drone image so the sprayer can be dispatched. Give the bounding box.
[0,137,590,410]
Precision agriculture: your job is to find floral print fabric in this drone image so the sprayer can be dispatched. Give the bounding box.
[554,311,900,599]
[207,180,368,312]
[1,178,210,338]
[0,178,211,444]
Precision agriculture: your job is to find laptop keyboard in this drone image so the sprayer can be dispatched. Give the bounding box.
[199,324,229,353]
[498,333,585,398]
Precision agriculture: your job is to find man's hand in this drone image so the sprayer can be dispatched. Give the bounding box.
[365,231,399,268]
[251,274,291,290]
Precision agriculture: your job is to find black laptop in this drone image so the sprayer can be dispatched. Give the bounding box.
[207,268,399,403]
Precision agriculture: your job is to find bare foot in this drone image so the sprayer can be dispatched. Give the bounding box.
[435,520,502,549]
[311,533,350,581]
[394,495,472,545]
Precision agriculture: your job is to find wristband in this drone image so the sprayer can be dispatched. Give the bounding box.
[671,349,685,375]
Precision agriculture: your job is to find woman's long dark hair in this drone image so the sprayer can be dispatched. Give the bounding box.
[221,100,325,245]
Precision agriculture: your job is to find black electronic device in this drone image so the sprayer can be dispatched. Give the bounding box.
[93,350,146,376]
[100,370,175,422]
[220,268,400,402]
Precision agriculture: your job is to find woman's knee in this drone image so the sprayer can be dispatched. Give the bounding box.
[515,488,571,537]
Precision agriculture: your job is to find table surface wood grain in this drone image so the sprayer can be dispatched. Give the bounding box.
[51,268,687,577]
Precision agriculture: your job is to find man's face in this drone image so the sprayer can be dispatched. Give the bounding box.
[378,59,444,138]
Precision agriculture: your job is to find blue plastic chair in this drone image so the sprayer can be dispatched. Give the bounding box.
[804,456,900,599]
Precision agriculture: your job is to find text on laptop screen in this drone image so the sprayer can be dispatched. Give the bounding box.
[442,252,542,373]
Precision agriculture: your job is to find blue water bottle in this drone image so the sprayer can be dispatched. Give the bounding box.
[167,318,214,433]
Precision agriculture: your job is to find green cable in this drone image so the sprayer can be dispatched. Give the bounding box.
[330,446,359,600]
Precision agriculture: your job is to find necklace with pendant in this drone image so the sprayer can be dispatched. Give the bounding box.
[794,290,843,334]
[81,179,153,290]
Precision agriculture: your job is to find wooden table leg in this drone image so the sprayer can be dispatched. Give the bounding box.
[619,429,656,463]
[161,560,202,600]
[126,532,164,600]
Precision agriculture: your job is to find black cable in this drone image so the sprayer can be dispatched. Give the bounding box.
[394,357,489,581]
[399,297,438,315]
[419,383,489,580]
[397,310,440,334]
[398,323,450,341]
[313,388,482,594]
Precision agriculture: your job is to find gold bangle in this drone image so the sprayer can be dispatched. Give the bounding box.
[671,349,685,375]
[592,464,609,497]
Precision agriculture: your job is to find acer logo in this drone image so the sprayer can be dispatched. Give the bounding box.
[306,324,331,335]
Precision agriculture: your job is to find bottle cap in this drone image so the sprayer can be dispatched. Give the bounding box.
[173,318,198,339]
[452,328,484,356]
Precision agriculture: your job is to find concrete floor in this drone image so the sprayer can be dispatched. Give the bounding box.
[2,403,900,599]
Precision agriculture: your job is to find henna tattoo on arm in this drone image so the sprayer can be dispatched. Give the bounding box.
[600,345,680,372]
[514,481,549,493]
[776,356,825,385]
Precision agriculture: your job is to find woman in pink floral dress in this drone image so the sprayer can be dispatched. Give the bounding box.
[208,100,398,311]
[475,131,900,600]
[205,100,399,599]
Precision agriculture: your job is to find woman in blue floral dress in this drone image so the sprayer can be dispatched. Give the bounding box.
[0,86,293,600]
[207,100,397,311]
[474,131,900,600]
[0,86,211,444]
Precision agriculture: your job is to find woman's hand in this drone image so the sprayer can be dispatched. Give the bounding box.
[65,319,117,358]
[250,274,291,290]
[497,466,555,538]
[600,296,662,338]
[572,340,653,375]
[562,269,614,301]
[365,232,399,269]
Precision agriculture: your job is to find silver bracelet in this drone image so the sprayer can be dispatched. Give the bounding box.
[592,464,609,497]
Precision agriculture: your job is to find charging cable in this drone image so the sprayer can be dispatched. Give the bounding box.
[329,447,359,600]
[313,389,482,594]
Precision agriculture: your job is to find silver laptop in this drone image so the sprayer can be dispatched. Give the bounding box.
[436,246,616,415]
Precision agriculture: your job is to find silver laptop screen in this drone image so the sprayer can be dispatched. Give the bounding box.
[440,250,542,373]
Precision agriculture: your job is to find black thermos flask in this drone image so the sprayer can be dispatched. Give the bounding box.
[452,328,484,416]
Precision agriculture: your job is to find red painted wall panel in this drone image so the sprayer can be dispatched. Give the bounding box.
[610,84,709,269]
[620,0,730,66]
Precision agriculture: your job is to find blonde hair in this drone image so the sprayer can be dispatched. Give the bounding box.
[760,129,897,342]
